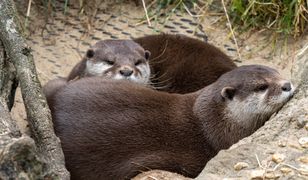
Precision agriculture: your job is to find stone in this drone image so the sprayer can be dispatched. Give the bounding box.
[298,137,308,148]
[264,171,281,179]
[132,170,191,180]
[234,162,249,171]
[280,167,293,174]
[278,140,287,147]
[249,169,265,179]
[299,168,308,176]
[271,153,286,163]
[298,156,308,163]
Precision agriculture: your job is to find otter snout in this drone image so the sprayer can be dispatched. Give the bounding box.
[119,67,134,77]
[278,80,295,103]
[119,69,134,77]
[281,82,292,92]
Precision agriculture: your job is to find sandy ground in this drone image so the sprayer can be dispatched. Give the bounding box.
[12,0,307,150]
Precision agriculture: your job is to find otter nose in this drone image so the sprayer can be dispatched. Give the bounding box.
[281,82,292,92]
[119,69,133,77]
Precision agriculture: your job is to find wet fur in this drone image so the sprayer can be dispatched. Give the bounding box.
[48,65,293,180]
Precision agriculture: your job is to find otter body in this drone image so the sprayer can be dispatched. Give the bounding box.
[67,39,151,85]
[134,34,237,93]
[49,65,294,180]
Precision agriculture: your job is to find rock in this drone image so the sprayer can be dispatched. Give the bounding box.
[249,169,265,179]
[132,170,191,180]
[299,168,308,176]
[278,140,287,147]
[195,42,308,179]
[296,114,307,128]
[298,156,308,163]
[271,153,286,163]
[280,167,293,175]
[234,162,249,171]
[264,171,281,179]
[298,137,308,148]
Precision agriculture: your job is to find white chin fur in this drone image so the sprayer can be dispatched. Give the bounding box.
[86,61,150,85]
[86,61,111,76]
[137,64,151,84]
[269,82,295,105]
[270,90,294,105]
[113,74,146,85]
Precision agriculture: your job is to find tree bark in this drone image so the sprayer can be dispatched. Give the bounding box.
[0,41,20,138]
[0,37,47,180]
[0,42,18,111]
[0,0,70,179]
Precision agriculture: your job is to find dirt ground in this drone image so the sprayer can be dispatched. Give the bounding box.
[11,0,308,172]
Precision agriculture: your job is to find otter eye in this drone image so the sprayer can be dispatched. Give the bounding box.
[255,84,268,92]
[135,60,143,66]
[104,60,114,65]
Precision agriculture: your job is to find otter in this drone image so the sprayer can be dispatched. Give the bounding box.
[43,77,67,112]
[67,34,237,93]
[48,65,294,180]
[67,39,151,85]
[133,34,237,93]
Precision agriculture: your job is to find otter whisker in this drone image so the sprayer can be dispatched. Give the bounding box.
[152,84,172,90]
[148,77,173,86]
[150,71,170,81]
[148,39,169,62]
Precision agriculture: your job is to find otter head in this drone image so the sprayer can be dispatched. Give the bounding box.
[84,40,151,85]
[218,65,294,130]
[195,65,294,149]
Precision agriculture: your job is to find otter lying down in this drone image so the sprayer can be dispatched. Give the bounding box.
[45,65,294,180]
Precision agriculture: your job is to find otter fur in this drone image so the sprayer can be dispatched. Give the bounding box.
[48,65,294,180]
[66,34,236,93]
[67,39,151,85]
[134,34,237,93]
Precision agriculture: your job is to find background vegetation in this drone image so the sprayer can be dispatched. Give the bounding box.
[30,0,308,37]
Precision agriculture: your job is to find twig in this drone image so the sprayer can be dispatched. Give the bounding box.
[148,176,159,180]
[273,163,281,171]
[255,154,265,169]
[297,43,308,57]
[221,0,242,61]
[26,0,32,18]
[141,0,152,26]
[25,0,32,27]
[280,163,301,171]
[182,3,203,18]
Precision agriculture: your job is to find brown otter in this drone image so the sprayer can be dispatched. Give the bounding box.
[48,65,294,180]
[67,39,151,85]
[133,34,237,93]
[43,77,67,111]
[67,34,237,93]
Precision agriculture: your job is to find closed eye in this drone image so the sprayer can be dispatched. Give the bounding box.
[135,60,143,66]
[104,59,114,65]
[255,84,268,92]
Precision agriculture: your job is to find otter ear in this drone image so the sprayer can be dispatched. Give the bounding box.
[221,87,236,100]
[144,50,151,60]
[86,49,95,58]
